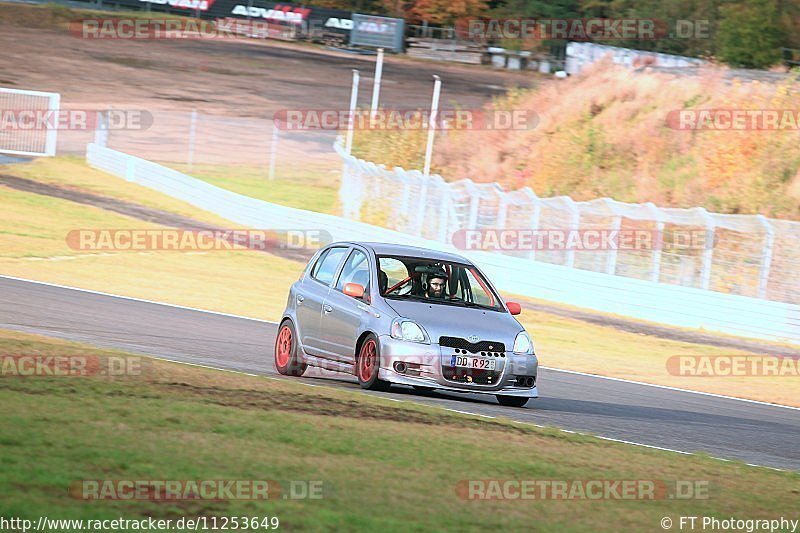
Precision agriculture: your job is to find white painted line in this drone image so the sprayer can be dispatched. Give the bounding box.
[444,408,494,419]
[590,435,691,455]
[542,366,800,411]
[510,419,788,471]
[2,274,798,423]
[0,275,277,324]
[8,274,798,412]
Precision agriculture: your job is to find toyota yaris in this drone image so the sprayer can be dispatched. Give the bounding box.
[275,242,538,407]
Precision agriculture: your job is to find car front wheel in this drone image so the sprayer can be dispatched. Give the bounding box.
[496,395,530,408]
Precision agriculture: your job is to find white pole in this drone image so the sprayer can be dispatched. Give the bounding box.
[370,48,384,118]
[756,214,774,299]
[268,121,278,180]
[345,69,360,155]
[187,108,197,173]
[423,75,441,176]
[415,75,442,235]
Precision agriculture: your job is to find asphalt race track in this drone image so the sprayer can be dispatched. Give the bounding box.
[2,275,798,471]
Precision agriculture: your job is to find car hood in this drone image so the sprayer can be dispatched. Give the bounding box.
[383,299,523,344]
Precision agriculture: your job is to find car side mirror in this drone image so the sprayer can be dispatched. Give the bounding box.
[343,283,365,299]
[506,301,521,315]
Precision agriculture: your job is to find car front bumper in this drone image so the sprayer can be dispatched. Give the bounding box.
[377,335,538,398]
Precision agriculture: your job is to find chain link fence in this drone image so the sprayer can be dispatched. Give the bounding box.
[60,108,341,181]
[337,141,800,305]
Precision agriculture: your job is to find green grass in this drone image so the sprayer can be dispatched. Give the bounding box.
[2,158,799,406]
[169,161,341,214]
[1,328,798,531]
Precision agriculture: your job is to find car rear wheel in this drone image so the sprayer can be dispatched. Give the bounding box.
[496,395,530,408]
[356,334,390,391]
[274,320,307,376]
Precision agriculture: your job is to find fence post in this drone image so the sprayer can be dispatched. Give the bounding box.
[94,110,108,147]
[564,197,580,269]
[187,108,197,173]
[437,185,450,243]
[518,188,541,261]
[467,182,480,229]
[606,211,622,275]
[496,189,509,230]
[417,71,442,235]
[414,172,429,236]
[422,75,441,177]
[698,208,715,290]
[345,70,359,155]
[645,202,663,283]
[370,49,384,118]
[268,121,278,180]
[756,214,775,299]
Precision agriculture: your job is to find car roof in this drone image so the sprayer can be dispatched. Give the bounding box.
[333,241,472,264]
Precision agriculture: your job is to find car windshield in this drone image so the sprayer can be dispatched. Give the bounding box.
[377,255,503,311]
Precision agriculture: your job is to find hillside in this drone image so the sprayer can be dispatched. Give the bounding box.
[355,63,800,219]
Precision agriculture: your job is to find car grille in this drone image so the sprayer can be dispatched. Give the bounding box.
[439,336,505,353]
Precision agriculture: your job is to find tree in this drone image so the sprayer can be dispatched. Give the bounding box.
[715,0,787,68]
[409,0,489,26]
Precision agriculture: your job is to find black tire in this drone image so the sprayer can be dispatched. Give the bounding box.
[274,319,307,377]
[496,395,530,408]
[356,333,390,391]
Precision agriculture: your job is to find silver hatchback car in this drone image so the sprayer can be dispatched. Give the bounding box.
[275,242,538,407]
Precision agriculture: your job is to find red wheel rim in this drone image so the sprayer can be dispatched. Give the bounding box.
[358,339,377,382]
[276,325,292,368]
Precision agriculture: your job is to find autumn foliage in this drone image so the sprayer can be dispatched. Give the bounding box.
[353,63,800,220]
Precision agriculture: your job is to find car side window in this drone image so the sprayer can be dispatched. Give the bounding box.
[378,258,409,294]
[311,247,347,286]
[335,249,369,292]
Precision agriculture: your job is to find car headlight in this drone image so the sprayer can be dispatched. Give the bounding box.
[512,331,534,354]
[391,319,429,344]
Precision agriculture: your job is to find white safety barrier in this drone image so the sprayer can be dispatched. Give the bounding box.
[565,42,706,75]
[336,143,800,306]
[86,142,800,344]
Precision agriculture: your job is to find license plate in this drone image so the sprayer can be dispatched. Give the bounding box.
[451,355,496,371]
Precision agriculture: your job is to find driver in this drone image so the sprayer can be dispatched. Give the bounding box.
[425,268,448,299]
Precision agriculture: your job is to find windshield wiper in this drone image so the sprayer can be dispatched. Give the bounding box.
[454,300,498,311]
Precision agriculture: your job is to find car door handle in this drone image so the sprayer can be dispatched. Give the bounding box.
[323,304,333,313]
[296,295,305,304]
